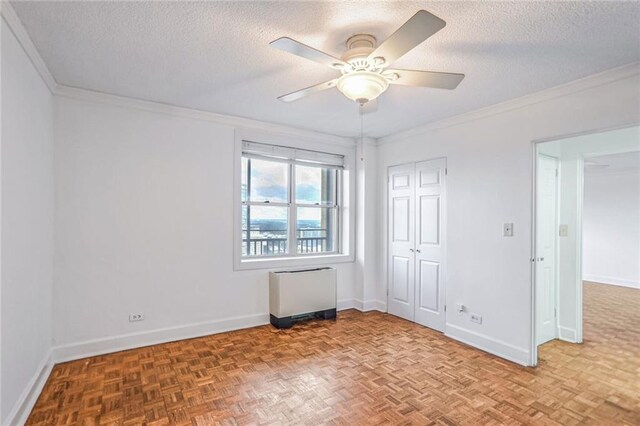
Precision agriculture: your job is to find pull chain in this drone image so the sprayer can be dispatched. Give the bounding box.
[359,102,364,162]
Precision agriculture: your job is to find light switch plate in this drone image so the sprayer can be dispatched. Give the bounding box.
[503,223,514,237]
[559,224,569,237]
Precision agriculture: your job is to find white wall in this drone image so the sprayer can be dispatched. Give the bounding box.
[354,141,381,311]
[1,17,54,423]
[583,169,640,288]
[376,66,640,365]
[52,94,357,353]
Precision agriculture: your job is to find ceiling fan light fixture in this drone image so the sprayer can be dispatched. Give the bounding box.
[336,71,389,103]
[271,10,464,103]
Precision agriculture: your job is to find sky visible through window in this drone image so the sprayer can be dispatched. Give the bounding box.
[246,160,329,220]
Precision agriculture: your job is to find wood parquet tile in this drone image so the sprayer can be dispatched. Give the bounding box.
[26,282,639,425]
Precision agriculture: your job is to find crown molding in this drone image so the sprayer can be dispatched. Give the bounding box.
[378,62,640,146]
[55,85,356,147]
[1,0,354,147]
[1,0,57,93]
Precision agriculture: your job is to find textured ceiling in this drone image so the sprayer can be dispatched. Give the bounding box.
[11,1,640,138]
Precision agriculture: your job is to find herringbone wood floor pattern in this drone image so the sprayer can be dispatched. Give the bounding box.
[27,282,639,425]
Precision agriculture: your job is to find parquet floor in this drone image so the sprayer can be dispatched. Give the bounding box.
[27,282,639,425]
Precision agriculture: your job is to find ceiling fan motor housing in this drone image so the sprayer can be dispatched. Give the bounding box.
[342,34,378,71]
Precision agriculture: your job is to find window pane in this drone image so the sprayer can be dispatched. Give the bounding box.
[248,158,289,203]
[297,207,336,254]
[295,165,336,205]
[243,205,288,257]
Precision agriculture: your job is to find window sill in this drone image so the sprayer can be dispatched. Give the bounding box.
[234,253,354,271]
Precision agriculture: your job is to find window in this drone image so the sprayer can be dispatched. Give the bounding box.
[241,142,343,259]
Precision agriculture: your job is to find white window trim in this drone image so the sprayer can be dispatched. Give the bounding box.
[233,128,356,271]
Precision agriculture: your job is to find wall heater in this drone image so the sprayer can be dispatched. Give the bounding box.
[269,267,337,329]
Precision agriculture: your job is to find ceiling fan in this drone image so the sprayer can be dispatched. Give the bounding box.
[270,10,464,106]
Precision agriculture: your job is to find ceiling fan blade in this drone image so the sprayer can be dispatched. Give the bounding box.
[270,37,346,69]
[360,99,378,114]
[277,79,339,102]
[388,69,464,89]
[368,10,446,67]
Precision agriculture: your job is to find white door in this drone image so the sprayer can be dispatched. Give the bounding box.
[536,155,558,345]
[414,159,446,331]
[387,163,415,321]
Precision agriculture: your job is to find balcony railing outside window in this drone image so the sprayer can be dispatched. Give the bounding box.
[242,228,330,256]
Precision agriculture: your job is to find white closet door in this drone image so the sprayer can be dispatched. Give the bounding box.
[414,159,446,332]
[387,163,415,321]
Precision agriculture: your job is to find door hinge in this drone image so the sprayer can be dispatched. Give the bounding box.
[386,288,389,296]
[444,305,447,312]
[554,307,557,318]
[445,168,448,175]
[555,168,558,177]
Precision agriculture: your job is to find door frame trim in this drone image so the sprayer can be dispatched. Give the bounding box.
[386,158,447,331]
[531,140,586,366]
[529,123,637,366]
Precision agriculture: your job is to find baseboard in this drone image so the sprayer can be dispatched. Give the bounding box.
[356,299,387,312]
[52,299,378,364]
[4,349,54,426]
[372,300,387,312]
[558,326,578,343]
[52,313,270,363]
[337,298,354,311]
[445,324,531,366]
[583,275,639,289]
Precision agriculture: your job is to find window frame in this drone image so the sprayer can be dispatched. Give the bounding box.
[241,154,342,258]
[233,130,355,271]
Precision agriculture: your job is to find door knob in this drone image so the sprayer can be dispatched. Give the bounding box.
[536,257,545,261]
[416,249,421,253]
[409,248,415,252]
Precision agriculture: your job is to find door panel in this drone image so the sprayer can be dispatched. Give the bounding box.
[393,197,410,241]
[536,155,558,345]
[419,170,440,186]
[419,195,440,245]
[393,174,410,189]
[392,256,411,302]
[414,159,446,331]
[388,164,415,321]
[418,260,440,312]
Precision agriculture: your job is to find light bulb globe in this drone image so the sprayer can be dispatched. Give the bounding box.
[336,71,389,103]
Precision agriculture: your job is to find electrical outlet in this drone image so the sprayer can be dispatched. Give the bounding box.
[129,313,144,322]
[470,313,482,324]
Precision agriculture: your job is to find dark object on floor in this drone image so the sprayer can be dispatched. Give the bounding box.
[270,308,336,329]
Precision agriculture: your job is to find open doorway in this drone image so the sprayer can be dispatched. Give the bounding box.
[532,125,640,365]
